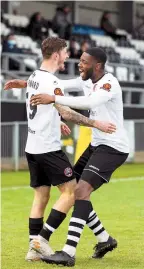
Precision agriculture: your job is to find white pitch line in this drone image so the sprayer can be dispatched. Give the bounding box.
[111,176,144,183]
[2,186,30,191]
[1,176,144,191]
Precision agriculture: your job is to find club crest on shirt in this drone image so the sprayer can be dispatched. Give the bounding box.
[54,88,64,96]
[100,83,111,91]
[64,167,73,177]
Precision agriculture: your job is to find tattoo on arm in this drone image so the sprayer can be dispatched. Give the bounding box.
[54,104,96,128]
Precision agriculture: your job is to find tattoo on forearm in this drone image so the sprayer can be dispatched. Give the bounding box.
[54,104,96,128]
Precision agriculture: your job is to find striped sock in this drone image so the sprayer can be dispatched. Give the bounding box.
[63,200,93,257]
[39,209,66,241]
[87,210,109,242]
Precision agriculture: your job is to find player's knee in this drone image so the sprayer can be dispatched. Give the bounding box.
[34,194,49,208]
[68,192,75,205]
[75,179,92,200]
[34,192,50,208]
[61,190,75,206]
[34,186,50,205]
[41,194,50,206]
[59,179,77,193]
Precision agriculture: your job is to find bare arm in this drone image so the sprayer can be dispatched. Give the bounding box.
[55,104,97,128]
[55,104,116,134]
[30,94,116,133]
[4,79,27,90]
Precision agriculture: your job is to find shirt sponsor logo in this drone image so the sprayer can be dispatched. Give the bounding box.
[89,165,99,171]
[64,167,73,177]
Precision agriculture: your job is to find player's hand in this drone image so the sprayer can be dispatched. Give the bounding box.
[30,94,55,105]
[4,79,27,90]
[96,121,116,134]
[61,122,71,136]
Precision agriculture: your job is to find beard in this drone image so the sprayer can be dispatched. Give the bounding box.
[82,67,94,80]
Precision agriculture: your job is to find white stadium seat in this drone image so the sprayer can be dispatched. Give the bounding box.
[105,65,114,74]
[139,59,144,66]
[116,66,128,81]
[3,14,29,28]
[24,58,37,70]
[15,35,39,51]
[48,29,58,37]
[90,35,116,48]
[130,39,144,52]
[115,47,140,61]
[0,22,11,36]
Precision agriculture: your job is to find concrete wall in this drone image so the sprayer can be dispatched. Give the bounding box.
[7,1,135,31]
[76,1,121,27]
[9,1,59,20]
[9,0,120,27]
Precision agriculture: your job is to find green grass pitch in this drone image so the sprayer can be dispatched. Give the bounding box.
[1,163,144,269]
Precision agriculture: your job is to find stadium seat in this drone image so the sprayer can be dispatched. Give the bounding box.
[3,13,29,28]
[48,29,58,37]
[15,35,39,51]
[130,39,144,52]
[139,59,144,66]
[115,47,141,64]
[66,40,70,49]
[105,65,114,74]
[24,58,37,70]
[90,35,116,48]
[0,22,11,36]
[116,66,128,81]
[0,74,4,91]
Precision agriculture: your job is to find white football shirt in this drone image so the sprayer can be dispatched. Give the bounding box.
[61,77,93,96]
[25,69,63,154]
[56,73,129,153]
[90,73,129,153]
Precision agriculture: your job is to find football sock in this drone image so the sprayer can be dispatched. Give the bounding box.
[29,217,43,241]
[87,210,109,242]
[39,209,66,241]
[63,200,92,257]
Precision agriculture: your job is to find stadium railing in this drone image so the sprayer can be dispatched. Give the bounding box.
[1,120,144,171]
[1,53,144,106]
[1,52,144,80]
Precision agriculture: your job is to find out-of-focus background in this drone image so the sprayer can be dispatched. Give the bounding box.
[1,0,144,170]
[1,2,144,269]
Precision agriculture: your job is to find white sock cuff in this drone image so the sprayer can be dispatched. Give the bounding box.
[63,244,76,257]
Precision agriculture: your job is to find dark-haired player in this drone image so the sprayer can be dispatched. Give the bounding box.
[6,39,116,262]
[31,47,129,266]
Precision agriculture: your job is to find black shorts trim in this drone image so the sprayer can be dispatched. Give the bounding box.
[83,168,108,182]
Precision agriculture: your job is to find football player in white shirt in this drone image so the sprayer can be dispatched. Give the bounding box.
[4,41,117,262]
[30,47,129,266]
